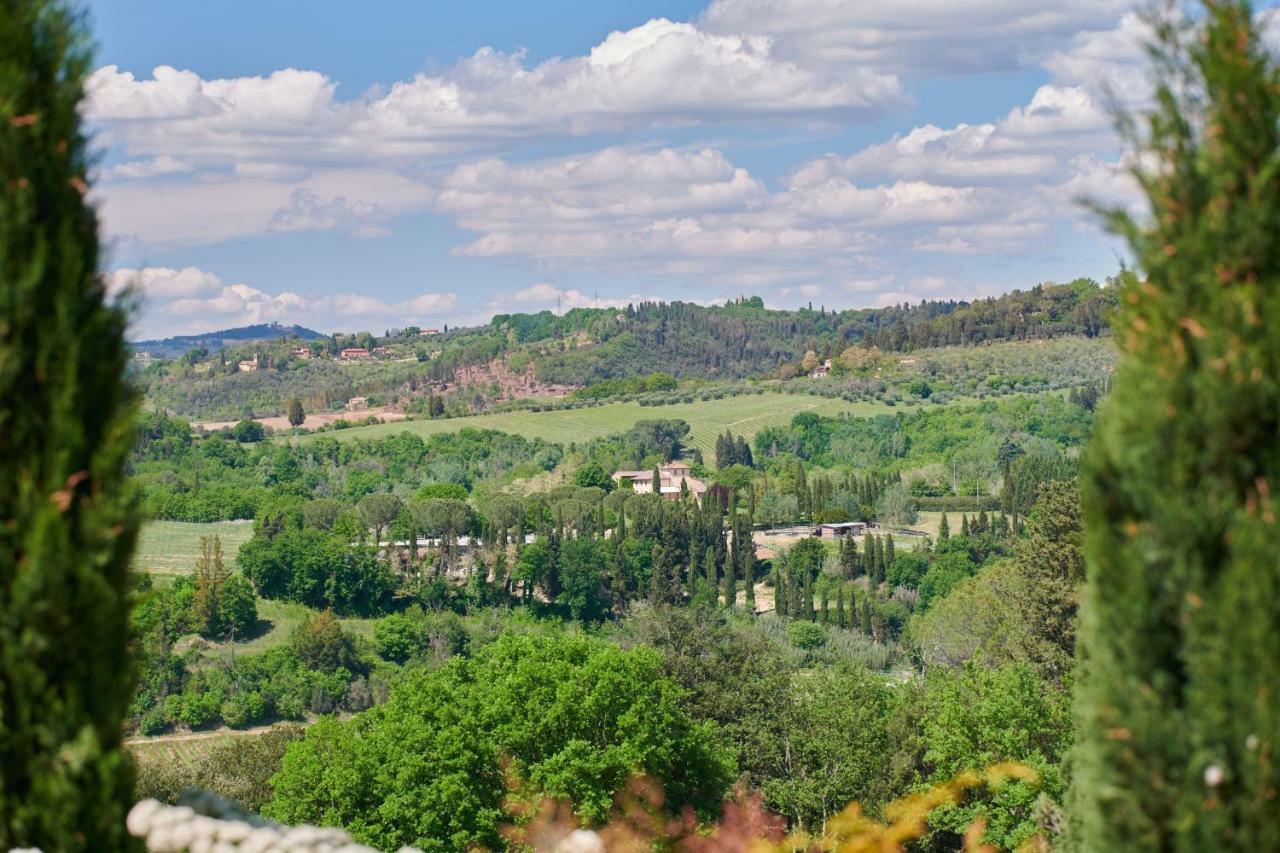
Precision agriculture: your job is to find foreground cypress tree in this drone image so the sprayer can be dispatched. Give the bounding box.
[1070,2,1280,848]
[0,2,139,847]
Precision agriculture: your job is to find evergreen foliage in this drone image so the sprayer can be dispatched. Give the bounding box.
[1071,3,1280,848]
[0,2,139,847]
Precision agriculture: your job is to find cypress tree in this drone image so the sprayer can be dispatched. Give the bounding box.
[775,566,788,617]
[789,572,803,619]
[885,535,896,572]
[1071,4,1280,849]
[794,461,810,520]
[868,535,885,589]
[938,511,951,540]
[960,513,970,537]
[722,546,737,608]
[802,570,814,620]
[1,3,140,845]
[836,584,846,629]
[649,544,667,603]
[704,544,717,590]
[819,585,829,623]
[860,597,873,638]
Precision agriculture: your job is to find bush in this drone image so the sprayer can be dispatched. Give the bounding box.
[373,612,425,663]
[290,611,362,674]
[787,620,828,650]
[231,419,266,442]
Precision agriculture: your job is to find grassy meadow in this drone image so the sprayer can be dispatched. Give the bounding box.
[133,519,255,576]
[293,392,899,458]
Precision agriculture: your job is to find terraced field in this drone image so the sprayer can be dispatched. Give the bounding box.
[127,724,290,768]
[292,393,899,458]
[133,519,255,576]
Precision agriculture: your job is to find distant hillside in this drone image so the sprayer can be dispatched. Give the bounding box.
[499,277,1117,384]
[132,323,323,358]
[133,278,1117,421]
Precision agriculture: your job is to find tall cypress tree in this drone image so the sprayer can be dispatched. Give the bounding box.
[722,548,737,608]
[938,512,950,540]
[1071,3,1280,849]
[1,3,139,846]
[801,570,814,621]
[835,584,846,629]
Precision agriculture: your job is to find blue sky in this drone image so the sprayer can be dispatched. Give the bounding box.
[87,0,1156,338]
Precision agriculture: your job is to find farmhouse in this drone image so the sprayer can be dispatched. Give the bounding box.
[291,346,311,359]
[338,347,371,361]
[236,358,258,372]
[814,521,867,539]
[372,346,393,357]
[345,396,369,412]
[810,359,833,379]
[613,461,708,502]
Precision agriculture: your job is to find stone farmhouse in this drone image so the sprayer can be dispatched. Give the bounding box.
[613,461,708,502]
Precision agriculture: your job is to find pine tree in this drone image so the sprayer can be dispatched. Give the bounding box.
[1,4,139,845]
[938,512,950,540]
[1070,4,1280,849]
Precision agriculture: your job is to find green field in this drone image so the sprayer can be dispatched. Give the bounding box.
[196,597,375,656]
[134,519,255,575]
[294,393,898,458]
